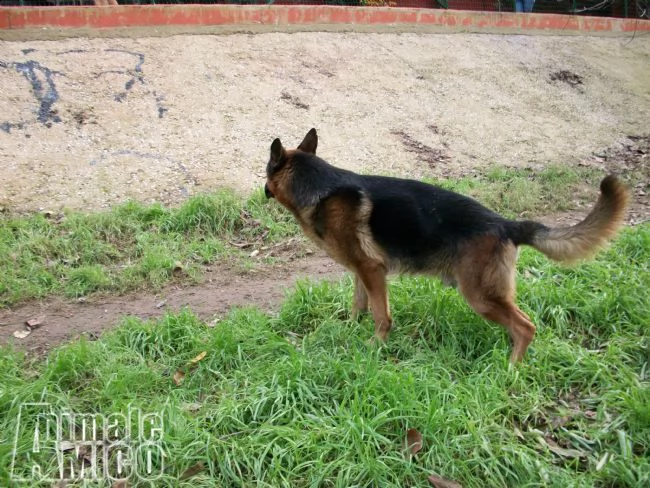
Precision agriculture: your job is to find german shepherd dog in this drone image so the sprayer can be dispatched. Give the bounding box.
[264,129,629,362]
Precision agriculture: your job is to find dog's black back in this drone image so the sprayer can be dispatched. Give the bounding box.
[364,176,509,264]
[290,151,536,273]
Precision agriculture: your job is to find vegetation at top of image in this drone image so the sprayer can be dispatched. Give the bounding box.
[0,223,648,487]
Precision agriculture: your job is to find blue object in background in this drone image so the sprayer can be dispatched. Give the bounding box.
[515,0,535,12]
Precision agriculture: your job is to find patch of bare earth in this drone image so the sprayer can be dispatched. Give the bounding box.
[0,251,346,356]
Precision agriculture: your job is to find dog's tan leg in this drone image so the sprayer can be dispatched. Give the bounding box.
[513,306,533,324]
[356,264,391,341]
[351,274,369,319]
[464,296,536,363]
[456,236,537,362]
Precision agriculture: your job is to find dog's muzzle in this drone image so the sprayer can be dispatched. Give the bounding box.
[264,183,274,199]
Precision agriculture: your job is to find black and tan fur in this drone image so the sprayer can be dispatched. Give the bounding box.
[264,129,629,362]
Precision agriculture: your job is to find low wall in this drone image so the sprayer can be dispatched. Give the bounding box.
[1,5,649,38]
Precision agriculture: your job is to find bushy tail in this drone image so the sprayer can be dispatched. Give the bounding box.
[510,175,629,263]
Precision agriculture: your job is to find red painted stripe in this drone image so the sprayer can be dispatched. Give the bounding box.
[0,6,648,33]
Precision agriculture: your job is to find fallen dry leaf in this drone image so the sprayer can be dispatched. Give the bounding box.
[26,316,45,329]
[207,317,221,328]
[551,415,573,430]
[513,426,525,440]
[548,443,587,459]
[173,351,208,385]
[405,428,423,458]
[228,241,252,249]
[182,402,202,413]
[180,461,205,480]
[173,370,185,386]
[596,452,610,471]
[190,351,207,364]
[249,249,260,258]
[13,329,31,339]
[428,474,463,488]
[77,444,92,463]
[58,440,76,452]
[540,436,587,459]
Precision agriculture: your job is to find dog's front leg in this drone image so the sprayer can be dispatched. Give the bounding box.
[351,274,369,319]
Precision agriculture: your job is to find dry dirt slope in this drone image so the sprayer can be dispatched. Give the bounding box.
[0,32,649,212]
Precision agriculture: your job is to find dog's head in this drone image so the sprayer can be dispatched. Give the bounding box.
[264,128,318,209]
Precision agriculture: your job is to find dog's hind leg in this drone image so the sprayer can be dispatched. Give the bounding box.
[355,263,392,341]
[456,236,537,363]
[465,296,536,363]
[351,274,369,319]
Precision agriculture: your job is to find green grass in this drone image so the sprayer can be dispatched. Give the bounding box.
[0,165,633,307]
[0,188,299,307]
[426,165,604,219]
[0,225,647,487]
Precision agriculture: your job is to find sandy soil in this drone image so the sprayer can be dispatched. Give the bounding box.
[1,32,649,212]
[0,31,649,351]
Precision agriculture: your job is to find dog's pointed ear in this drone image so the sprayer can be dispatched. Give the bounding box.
[297,128,318,155]
[270,137,286,163]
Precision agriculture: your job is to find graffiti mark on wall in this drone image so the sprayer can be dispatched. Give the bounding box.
[0,48,168,133]
[0,59,62,132]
